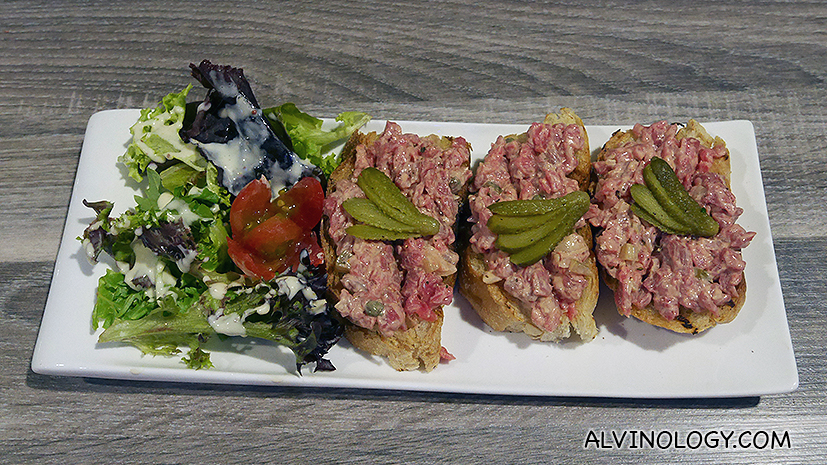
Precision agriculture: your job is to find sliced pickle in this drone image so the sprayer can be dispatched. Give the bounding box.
[629,184,693,235]
[495,211,568,253]
[630,204,691,236]
[642,160,695,229]
[356,167,440,235]
[507,203,588,266]
[346,224,417,241]
[646,157,719,237]
[493,191,588,253]
[488,191,586,217]
[487,208,560,234]
[343,198,421,233]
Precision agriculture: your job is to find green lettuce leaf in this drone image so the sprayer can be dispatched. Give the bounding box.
[93,269,157,329]
[96,275,341,373]
[120,84,206,182]
[98,286,213,367]
[82,78,346,374]
[263,103,370,177]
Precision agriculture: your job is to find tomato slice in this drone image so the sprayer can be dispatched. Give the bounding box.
[229,177,277,240]
[242,214,303,259]
[226,237,282,282]
[274,176,324,229]
[226,176,326,280]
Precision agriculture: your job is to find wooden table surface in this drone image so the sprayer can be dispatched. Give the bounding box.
[2,1,825,463]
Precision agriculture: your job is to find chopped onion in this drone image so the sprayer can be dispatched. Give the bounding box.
[569,260,591,276]
[482,271,502,284]
[619,243,638,261]
[335,249,353,273]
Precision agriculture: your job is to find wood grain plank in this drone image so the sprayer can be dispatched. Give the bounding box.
[1,0,826,462]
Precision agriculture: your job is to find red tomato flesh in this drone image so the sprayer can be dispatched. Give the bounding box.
[242,214,303,259]
[226,176,325,280]
[275,176,325,229]
[229,177,276,241]
[226,237,283,282]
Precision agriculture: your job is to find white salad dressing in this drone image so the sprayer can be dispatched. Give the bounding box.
[207,312,247,337]
[207,281,229,300]
[247,302,271,317]
[274,275,327,315]
[175,249,198,274]
[80,220,103,262]
[156,192,203,227]
[204,275,327,337]
[307,299,327,315]
[129,98,204,170]
[123,240,177,300]
[301,286,319,303]
[153,192,205,273]
[274,275,304,300]
[193,71,312,195]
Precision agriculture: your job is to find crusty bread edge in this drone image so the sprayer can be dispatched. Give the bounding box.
[459,227,599,342]
[596,119,746,334]
[458,108,599,342]
[343,308,444,371]
[321,129,470,371]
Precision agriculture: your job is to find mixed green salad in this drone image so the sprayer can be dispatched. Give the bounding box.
[80,60,370,373]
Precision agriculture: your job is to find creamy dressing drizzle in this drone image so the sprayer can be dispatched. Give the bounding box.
[156,192,202,227]
[154,192,204,273]
[130,101,203,169]
[207,313,247,337]
[123,240,177,300]
[192,70,312,195]
[207,281,229,300]
[205,275,327,336]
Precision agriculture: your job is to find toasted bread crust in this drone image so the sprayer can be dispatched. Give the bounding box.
[458,108,599,342]
[595,120,746,334]
[321,128,470,371]
[459,226,599,341]
[343,308,444,371]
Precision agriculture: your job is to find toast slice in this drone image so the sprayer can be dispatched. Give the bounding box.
[321,123,472,371]
[458,108,599,342]
[590,119,753,334]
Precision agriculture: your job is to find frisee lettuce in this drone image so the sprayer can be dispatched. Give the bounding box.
[120,84,206,182]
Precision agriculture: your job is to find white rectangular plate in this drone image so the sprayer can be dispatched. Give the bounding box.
[32,109,797,398]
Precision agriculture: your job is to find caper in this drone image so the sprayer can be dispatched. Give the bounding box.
[364,300,385,317]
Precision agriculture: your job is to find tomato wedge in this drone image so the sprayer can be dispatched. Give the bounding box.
[226,176,325,280]
[274,176,325,229]
[226,237,285,282]
[229,177,277,241]
[242,214,303,259]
